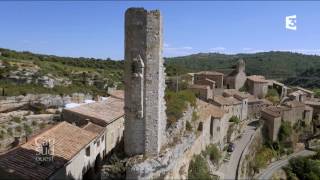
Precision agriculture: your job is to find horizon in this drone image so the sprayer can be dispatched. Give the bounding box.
[1,1,320,59]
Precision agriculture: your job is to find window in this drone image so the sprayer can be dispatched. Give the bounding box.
[85,147,90,156]
[101,135,105,142]
[97,140,100,147]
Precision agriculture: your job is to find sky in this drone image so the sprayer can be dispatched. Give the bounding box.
[0,1,320,60]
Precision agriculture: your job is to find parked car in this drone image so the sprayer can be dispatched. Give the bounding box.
[227,143,235,152]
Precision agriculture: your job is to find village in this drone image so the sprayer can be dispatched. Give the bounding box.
[0,7,320,180]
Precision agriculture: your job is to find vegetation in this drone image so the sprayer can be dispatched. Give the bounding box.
[285,67,320,89]
[23,123,32,135]
[7,128,13,136]
[186,121,193,131]
[31,121,38,126]
[192,111,199,121]
[265,88,280,104]
[165,90,196,127]
[188,154,213,180]
[15,126,22,133]
[251,147,274,172]
[166,51,320,81]
[278,121,293,143]
[204,144,222,165]
[284,152,320,180]
[0,48,123,96]
[12,116,21,123]
[229,116,240,124]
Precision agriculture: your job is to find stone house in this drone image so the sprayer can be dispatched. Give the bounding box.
[261,101,313,141]
[247,94,272,119]
[197,100,229,149]
[222,89,249,121]
[288,90,308,102]
[0,122,105,180]
[62,97,124,155]
[211,95,244,121]
[188,84,214,100]
[194,71,224,89]
[247,75,270,98]
[225,59,247,90]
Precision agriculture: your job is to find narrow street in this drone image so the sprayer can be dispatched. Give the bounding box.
[256,150,316,180]
[217,123,256,180]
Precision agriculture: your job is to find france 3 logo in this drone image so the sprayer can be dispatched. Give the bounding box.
[285,15,297,31]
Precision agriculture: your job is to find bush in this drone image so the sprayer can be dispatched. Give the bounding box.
[288,157,320,180]
[192,111,199,121]
[165,90,196,127]
[205,144,221,164]
[15,126,22,133]
[252,147,274,171]
[31,121,38,126]
[7,128,13,136]
[12,116,21,123]
[186,121,192,131]
[278,121,292,142]
[229,116,240,124]
[188,155,213,180]
[23,123,32,135]
[266,89,280,104]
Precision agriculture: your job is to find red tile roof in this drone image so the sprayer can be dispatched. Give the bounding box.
[0,122,98,180]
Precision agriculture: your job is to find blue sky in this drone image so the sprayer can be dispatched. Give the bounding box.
[0,1,320,60]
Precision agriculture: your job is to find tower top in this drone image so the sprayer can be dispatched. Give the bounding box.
[237,59,245,73]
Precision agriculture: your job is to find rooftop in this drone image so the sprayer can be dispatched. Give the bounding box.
[284,100,306,108]
[0,122,98,180]
[295,87,314,95]
[261,106,282,117]
[223,89,249,99]
[213,95,240,106]
[108,90,124,100]
[63,97,124,126]
[189,84,210,90]
[197,99,225,119]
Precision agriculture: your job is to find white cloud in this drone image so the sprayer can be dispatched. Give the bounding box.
[209,47,226,52]
[164,43,194,57]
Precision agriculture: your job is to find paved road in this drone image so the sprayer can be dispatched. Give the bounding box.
[256,150,316,180]
[218,125,256,180]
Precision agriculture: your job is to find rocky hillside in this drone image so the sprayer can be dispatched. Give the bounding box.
[0,48,123,96]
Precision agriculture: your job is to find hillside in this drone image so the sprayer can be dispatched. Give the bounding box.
[165,51,320,81]
[284,67,320,89]
[0,48,123,96]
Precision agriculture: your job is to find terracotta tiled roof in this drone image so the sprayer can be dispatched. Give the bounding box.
[0,122,98,180]
[196,71,224,76]
[108,90,124,99]
[284,100,305,108]
[247,75,269,83]
[296,87,314,95]
[83,122,105,134]
[223,89,249,99]
[64,97,124,126]
[213,95,241,105]
[197,100,225,119]
[262,106,282,117]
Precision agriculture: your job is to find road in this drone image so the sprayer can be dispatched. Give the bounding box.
[218,124,256,180]
[256,150,316,180]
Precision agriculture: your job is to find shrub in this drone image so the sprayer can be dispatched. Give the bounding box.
[205,144,221,164]
[188,155,212,180]
[165,90,196,127]
[252,147,274,171]
[12,116,21,123]
[278,121,292,142]
[23,123,32,135]
[31,121,38,126]
[229,116,240,124]
[39,123,46,129]
[266,89,280,104]
[15,126,22,133]
[288,157,320,180]
[7,128,13,136]
[192,111,199,121]
[186,121,192,131]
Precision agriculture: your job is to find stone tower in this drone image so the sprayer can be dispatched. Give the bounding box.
[124,8,166,156]
[236,59,245,73]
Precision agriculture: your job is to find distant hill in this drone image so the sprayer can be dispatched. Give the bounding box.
[165,51,320,81]
[284,67,320,89]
